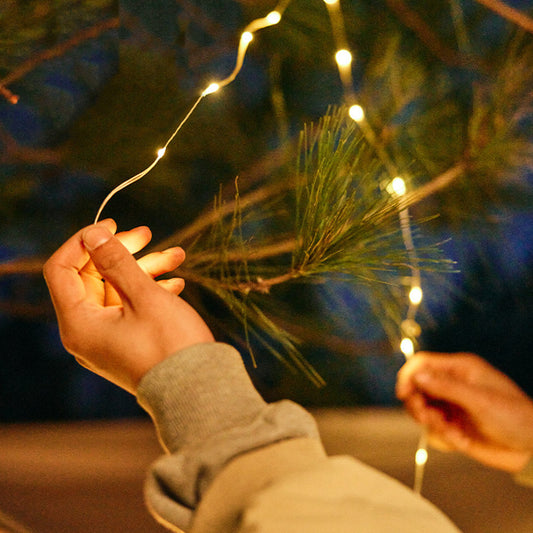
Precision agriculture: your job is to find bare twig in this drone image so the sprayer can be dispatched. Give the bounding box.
[186,238,296,266]
[0,123,61,165]
[399,162,467,210]
[0,17,119,103]
[0,84,19,105]
[474,0,533,33]
[0,257,45,276]
[385,0,465,66]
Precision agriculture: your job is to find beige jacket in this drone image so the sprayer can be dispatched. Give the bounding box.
[137,343,464,533]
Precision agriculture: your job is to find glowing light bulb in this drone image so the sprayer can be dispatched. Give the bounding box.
[266,11,281,25]
[335,49,352,68]
[203,83,220,96]
[409,286,423,305]
[241,31,254,44]
[390,176,407,196]
[400,337,415,358]
[415,447,428,466]
[349,104,365,122]
[324,0,339,4]
[157,147,166,159]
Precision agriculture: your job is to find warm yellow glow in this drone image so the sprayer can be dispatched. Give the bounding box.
[409,286,423,305]
[241,31,254,44]
[203,83,220,96]
[266,11,282,25]
[335,49,352,67]
[415,447,428,466]
[324,0,339,4]
[157,147,166,159]
[400,337,415,357]
[391,176,407,196]
[348,104,365,122]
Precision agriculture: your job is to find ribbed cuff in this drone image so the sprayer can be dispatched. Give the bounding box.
[136,342,267,453]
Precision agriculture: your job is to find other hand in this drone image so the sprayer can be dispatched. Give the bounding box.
[396,351,533,472]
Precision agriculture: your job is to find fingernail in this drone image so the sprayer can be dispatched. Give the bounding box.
[83,225,112,251]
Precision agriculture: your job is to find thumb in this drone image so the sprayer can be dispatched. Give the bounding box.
[82,225,155,308]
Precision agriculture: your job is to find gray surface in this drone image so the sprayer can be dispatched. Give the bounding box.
[0,409,531,532]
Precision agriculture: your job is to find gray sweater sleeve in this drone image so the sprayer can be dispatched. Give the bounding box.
[136,342,320,532]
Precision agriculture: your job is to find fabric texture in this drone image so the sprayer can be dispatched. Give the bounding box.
[515,457,533,488]
[137,342,461,533]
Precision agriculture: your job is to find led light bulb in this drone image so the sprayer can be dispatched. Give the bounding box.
[241,31,254,44]
[157,147,166,159]
[409,286,423,305]
[203,83,220,96]
[335,49,352,68]
[349,104,365,122]
[390,176,407,196]
[400,337,415,357]
[266,11,281,25]
[415,447,428,466]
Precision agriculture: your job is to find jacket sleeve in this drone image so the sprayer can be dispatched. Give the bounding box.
[137,342,460,533]
[515,457,533,488]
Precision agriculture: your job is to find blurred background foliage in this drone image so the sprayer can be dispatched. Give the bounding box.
[0,0,532,421]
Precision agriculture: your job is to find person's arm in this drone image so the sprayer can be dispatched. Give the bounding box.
[44,222,460,533]
[396,351,533,477]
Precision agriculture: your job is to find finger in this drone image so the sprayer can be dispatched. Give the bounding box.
[81,224,157,311]
[104,247,185,306]
[137,247,185,278]
[44,219,117,314]
[157,277,185,295]
[80,225,152,279]
[412,370,491,415]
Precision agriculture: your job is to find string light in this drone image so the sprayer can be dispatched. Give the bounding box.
[266,11,282,25]
[93,0,432,497]
[94,1,290,223]
[348,104,364,122]
[389,176,407,197]
[409,286,423,305]
[202,83,220,96]
[335,49,352,68]
[400,337,415,358]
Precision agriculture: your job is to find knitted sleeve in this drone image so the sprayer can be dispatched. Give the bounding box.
[136,342,320,532]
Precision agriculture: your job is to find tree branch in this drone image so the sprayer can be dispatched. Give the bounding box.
[474,0,533,33]
[0,257,45,276]
[399,161,467,210]
[385,0,465,66]
[0,122,61,165]
[0,17,119,103]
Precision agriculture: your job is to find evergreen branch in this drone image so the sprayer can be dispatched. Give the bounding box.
[155,181,291,250]
[474,0,533,34]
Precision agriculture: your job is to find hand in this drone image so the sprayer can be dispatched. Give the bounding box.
[396,352,533,472]
[43,219,214,394]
